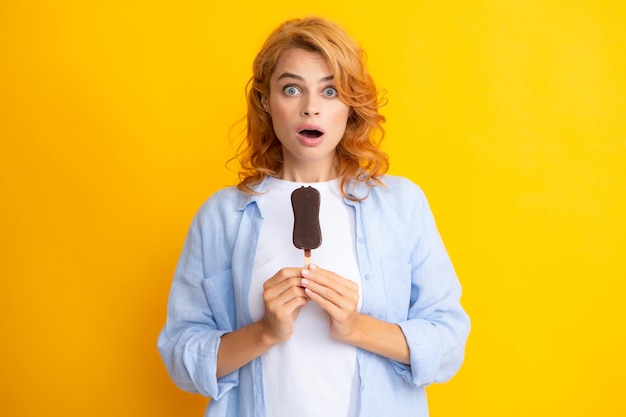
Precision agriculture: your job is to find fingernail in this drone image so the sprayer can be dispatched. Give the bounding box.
[309,263,317,270]
[301,269,310,276]
[301,278,310,286]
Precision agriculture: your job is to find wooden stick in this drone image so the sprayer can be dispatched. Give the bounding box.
[304,249,312,267]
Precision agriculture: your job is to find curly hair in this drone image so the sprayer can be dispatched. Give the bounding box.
[236,17,389,200]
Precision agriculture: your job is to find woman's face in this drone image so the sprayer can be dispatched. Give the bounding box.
[263,48,350,181]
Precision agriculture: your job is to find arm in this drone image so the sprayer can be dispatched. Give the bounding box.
[393,182,470,386]
[159,233,309,391]
[346,314,410,364]
[302,179,469,386]
[157,214,232,398]
[216,268,308,377]
[216,321,273,378]
[302,241,468,386]
[301,264,410,363]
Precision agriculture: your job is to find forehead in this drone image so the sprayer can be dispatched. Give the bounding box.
[271,48,332,81]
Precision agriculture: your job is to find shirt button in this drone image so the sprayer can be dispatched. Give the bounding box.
[358,238,364,244]
[364,274,371,281]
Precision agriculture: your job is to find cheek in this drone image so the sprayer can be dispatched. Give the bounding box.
[334,105,351,126]
[269,107,294,141]
[271,111,288,130]
[269,99,293,120]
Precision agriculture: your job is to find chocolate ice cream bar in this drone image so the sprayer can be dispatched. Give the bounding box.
[291,186,322,266]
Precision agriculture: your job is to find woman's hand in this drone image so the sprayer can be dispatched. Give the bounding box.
[216,267,308,378]
[300,264,410,364]
[299,264,360,342]
[261,267,309,345]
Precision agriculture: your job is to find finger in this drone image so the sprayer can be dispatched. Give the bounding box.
[303,286,340,314]
[267,289,308,314]
[264,267,304,290]
[308,264,359,292]
[302,265,359,297]
[301,278,357,311]
[264,276,305,300]
[283,294,308,313]
[264,280,308,309]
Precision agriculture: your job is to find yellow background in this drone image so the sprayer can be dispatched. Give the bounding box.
[1,1,625,416]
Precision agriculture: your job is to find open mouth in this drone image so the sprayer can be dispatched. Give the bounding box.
[298,129,324,139]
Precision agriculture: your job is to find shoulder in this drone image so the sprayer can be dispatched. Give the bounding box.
[350,175,431,227]
[379,175,423,193]
[197,186,241,213]
[369,175,428,207]
[191,185,252,230]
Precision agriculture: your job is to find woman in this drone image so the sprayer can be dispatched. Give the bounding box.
[158,17,470,417]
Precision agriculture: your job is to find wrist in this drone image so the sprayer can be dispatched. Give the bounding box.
[342,315,410,364]
[335,314,365,346]
[258,319,287,348]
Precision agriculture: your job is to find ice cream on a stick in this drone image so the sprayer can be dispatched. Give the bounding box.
[291,186,322,267]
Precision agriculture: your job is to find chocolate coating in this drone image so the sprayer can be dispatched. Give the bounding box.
[291,186,322,250]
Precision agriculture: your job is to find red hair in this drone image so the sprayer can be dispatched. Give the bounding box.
[236,17,388,200]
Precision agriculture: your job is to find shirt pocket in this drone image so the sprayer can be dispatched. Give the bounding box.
[380,259,412,323]
[201,269,236,331]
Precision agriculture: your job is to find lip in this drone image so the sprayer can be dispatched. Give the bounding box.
[297,123,325,134]
[296,124,326,147]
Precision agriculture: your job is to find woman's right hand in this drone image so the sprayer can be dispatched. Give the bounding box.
[261,267,309,344]
[216,267,308,377]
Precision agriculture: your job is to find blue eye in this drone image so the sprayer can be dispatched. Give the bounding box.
[284,86,300,96]
[323,87,338,97]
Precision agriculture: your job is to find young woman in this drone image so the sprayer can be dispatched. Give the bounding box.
[158,17,470,417]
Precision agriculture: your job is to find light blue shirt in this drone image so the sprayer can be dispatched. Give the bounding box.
[158,175,470,417]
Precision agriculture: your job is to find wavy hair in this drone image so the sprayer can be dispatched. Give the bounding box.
[236,17,388,200]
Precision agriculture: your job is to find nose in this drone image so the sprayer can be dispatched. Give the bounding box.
[301,94,321,117]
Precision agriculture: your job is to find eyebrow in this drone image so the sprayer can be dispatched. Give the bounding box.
[276,72,334,83]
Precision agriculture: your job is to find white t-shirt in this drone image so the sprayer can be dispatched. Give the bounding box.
[249,177,362,417]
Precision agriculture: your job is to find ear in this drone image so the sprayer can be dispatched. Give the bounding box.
[261,96,270,113]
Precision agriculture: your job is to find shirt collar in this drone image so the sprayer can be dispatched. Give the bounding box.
[235,175,373,211]
[235,176,272,212]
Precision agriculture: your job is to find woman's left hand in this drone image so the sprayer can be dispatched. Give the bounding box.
[300,264,360,342]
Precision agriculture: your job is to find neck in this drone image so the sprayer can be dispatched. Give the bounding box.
[280,160,339,183]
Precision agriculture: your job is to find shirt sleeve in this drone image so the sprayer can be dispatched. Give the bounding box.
[157,211,239,399]
[392,184,470,387]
